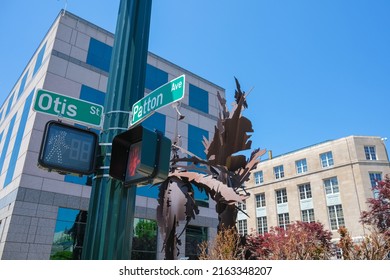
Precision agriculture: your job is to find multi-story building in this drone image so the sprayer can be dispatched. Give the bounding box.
[0,10,223,260]
[239,136,390,241]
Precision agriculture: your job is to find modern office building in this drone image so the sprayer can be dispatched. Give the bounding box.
[238,136,390,243]
[0,10,223,260]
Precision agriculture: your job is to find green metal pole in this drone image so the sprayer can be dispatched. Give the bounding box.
[83,0,152,259]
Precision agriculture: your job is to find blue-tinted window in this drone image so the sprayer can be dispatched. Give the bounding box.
[33,43,46,76]
[189,84,208,114]
[51,208,87,260]
[0,131,3,144]
[136,185,159,198]
[145,64,168,91]
[0,115,17,178]
[0,110,3,122]
[5,93,14,116]
[86,38,112,72]
[18,71,29,99]
[79,85,105,105]
[188,124,209,205]
[4,91,34,187]
[142,112,166,134]
[188,124,208,159]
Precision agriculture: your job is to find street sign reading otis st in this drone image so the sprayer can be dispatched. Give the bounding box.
[33,89,104,128]
[130,74,185,126]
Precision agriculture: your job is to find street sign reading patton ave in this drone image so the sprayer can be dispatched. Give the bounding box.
[33,89,104,128]
[130,74,185,126]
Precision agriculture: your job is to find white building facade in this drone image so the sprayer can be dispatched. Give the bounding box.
[239,136,390,244]
[0,10,223,260]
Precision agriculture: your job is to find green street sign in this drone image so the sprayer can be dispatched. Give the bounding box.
[130,74,185,126]
[33,89,104,127]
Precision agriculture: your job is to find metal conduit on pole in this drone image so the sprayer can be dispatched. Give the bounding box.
[83,0,152,259]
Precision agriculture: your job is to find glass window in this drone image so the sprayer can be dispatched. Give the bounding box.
[0,115,16,179]
[185,225,207,260]
[189,84,209,114]
[145,64,168,91]
[320,151,334,168]
[296,158,307,174]
[5,93,14,117]
[324,177,339,195]
[238,201,246,211]
[33,43,46,76]
[302,209,315,223]
[131,218,158,260]
[17,71,29,99]
[278,213,290,230]
[276,188,288,204]
[274,165,284,179]
[86,38,113,72]
[80,84,105,105]
[254,170,263,185]
[255,193,266,208]
[328,204,345,230]
[257,216,268,235]
[51,208,88,260]
[142,111,166,133]
[298,183,312,200]
[238,219,248,236]
[4,91,34,187]
[188,124,208,159]
[364,146,377,160]
[188,124,209,206]
[369,172,382,198]
[369,172,382,188]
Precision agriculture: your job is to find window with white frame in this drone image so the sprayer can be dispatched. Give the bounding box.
[301,209,315,223]
[257,216,268,235]
[255,193,266,208]
[298,183,312,200]
[369,172,382,198]
[324,177,339,195]
[320,151,334,168]
[364,146,377,160]
[238,201,246,211]
[276,189,288,204]
[296,158,307,174]
[278,213,290,230]
[238,219,247,235]
[254,170,264,185]
[369,172,382,188]
[328,204,345,230]
[274,165,284,179]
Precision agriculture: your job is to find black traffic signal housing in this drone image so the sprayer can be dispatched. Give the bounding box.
[109,125,171,186]
[38,120,98,175]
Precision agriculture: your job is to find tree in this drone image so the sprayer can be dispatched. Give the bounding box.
[198,226,245,260]
[337,226,390,260]
[245,221,333,260]
[337,175,390,260]
[360,174,390,234]
[156,78,265,259]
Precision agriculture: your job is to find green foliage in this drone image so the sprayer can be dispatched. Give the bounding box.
[50,251,73,260]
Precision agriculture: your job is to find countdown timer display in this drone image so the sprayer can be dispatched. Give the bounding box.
[38,121,98,175]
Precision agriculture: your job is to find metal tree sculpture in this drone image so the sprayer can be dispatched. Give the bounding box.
[156,78,266,259]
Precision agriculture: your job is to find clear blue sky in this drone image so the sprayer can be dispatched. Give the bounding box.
[1,0,389,156]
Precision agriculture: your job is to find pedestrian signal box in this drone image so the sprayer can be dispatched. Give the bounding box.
[38,121,98,175]
[109,125,171,186]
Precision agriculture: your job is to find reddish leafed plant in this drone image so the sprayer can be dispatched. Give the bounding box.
[360,175,390,234]
[245,221,333,260]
